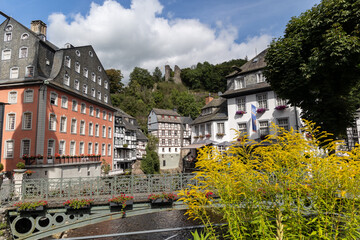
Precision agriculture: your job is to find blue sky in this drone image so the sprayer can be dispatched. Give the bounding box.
[1,0,320,80]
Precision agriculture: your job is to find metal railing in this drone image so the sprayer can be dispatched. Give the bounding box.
[0,173,197,205]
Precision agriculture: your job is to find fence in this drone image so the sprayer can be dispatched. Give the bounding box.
[0,173,197,205]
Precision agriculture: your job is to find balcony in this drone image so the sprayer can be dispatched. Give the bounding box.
[24,155,101,166]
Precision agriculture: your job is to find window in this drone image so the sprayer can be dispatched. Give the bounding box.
[108,144,111,156]
[108,113,112,121]
[163,160,166,167]
[259,121,269,137]
[236,97,246,112]
[49,114,56,131]
[237,123,247,136]
[96,108,100,118]
[5,25,12,31]
[59,140,66,155]
[83,84,88,94]
[98,66,102,72]
[235,77,245,89]
[61,96,68,108]
[65,56,71,68]
[70,141,76,156]
[19,47,28,58]
[80,120,85,135]
[89,106,94,116]
[64,73,70,86]
[169,148,171,152]
[21,139,30,156]
[81,103,86,114]
[257,93,268,109]
[79,142,84,155]
[89,122,93,136]
[217,123,225,134]
[104,81,108,89]
[2,49,11,60]
[50,92,58,105]
[10,67,19,79]
[74,79,79,90]
[4,32,12,42]
[24,89,33,103]
[47,139,55,157]
[108,127,112,138]
[8,91,17,104]
[91,88,95,97]
[95,124,99,137]
[103,111,107,120]
[102,125,106,138]
[88,142,93,154]
[94,143,99,155]
[162,130,165,136]
[7,113,15,130]
[83,68,88,78]
[21,33,29,39]
[60,116,67,132]
[104,94,108,103]
[75,50,81,56]
[5,140,14,158]
[89,51,93,57]
[256,73,265,83]
[71,119,77,134]
[97,91,101,100]
[72,100,78,111]
[102,144,106,156]
[75,62,80,73]
[276,96,287,107]
[162,139,165,145]
[91,73,96,82]
[22,112,32,130]
[25,66,34,77]
[277,118,289,131]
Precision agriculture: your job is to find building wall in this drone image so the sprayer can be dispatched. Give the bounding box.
[29,162,101,178]
[43,86,114,166]
[0,86,40,171]
[159,153,181,170]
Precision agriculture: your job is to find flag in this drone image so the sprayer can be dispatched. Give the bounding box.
[251,104,257,132]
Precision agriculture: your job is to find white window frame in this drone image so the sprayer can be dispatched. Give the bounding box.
[259,121,269,137]
[8,91,17,104]
[25,66,34,77]
[95,124,99,137]
[4,32,12,42]
[60,116,67,133]
[22,112,32,130]
[65,56,71,68]
[108,113,112,121]
[108,144,111,156]
[89,122,93,136]
[81,103,86,114]
[101,143,106,156]
[70,141,76,156]
[6,113,16,130]
[102,125,106,138]
[75,62,80,73]
[19,47,28,58]
[235,77,245,89]
[74,79,80,90]
[5,140,14,158]
[61,96,68,109]
[71,118,77,134]
[108,127,112,138]
[49,113,56,131]
[24,89,34,103]
[83,68,88,78]
[96,108,100,118]
[277,118,290,131]
[91,72,96,82]
[47,139,55,157]
[2,49,11,60]
[236,97,246,112]
[72,100,78,111]
[104,94,108,103]
[10,67,19,79]
[103,111,107,120]
[21,139,31,157]
[83,84,88,94]
[90,106,94,116]
[80,120,85,135]
[257,93,268,109]
[88,142,93,155]
[50,92,58,105]
[79,142,84,155]
[217,122,225,135]
[64,73,70,86]
[104,81,108,89]
[59,140,66,155]
[97,76,102,85]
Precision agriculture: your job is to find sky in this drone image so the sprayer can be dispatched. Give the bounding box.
[1,0,320,82]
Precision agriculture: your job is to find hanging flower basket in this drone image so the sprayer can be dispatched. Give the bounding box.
[109,194,134,210]
[275,105,287,110]
[63,198,93,210]
[148,193,176,208]
[236,110,246,115]
[256,108,266,114]
[14,200,47,212]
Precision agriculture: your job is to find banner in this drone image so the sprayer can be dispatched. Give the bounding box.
[251,104,257,132]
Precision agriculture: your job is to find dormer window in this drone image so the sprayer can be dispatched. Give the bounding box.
[21,33,29,40]
[26,66,34,77]
[10,67,19,79]
[235,78,245,90]
[4,32,12,42]
[19,47,28,58]
[256,73,265,83]
[75,62,80,73]
[65,56,71,68]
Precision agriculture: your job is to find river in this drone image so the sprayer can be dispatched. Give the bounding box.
[62,210,202,240]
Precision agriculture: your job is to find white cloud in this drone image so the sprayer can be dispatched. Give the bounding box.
[47,0,271,82]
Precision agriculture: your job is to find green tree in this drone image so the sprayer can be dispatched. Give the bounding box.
[130,67,154,89]
[264,0,360,138]
[141,135,160,174]
[105,69,124,94]
[152,67,163,83]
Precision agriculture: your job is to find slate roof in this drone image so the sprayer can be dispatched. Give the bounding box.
[136,129,148,141]
[221,82,272,99]
[191,98,228,125]
[152,108,180,116]
[180,116,193,125]
[152,108,182,124]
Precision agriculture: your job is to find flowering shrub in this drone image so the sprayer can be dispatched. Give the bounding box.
[63,199,93,209]
[148,192,177,201]
[205,192,214,198]
[236,110,246,115]
[179,120,360,239]
[256,108,266,113]
[109,194,134,204]
[25,170,35,176]
[16,162,25,169]
[14,200,47,211]
[275,105,287,110]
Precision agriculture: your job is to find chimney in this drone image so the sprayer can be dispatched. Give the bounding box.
[31,20,47,40]
[205,96,214,105]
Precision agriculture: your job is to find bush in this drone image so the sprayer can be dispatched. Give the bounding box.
[0,163,4,172]
[179,121,360,239]
[16,162,25,169]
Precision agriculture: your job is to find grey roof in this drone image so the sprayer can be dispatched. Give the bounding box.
[226,49,268,78]
[191,98,228,125]
[222,82,272,99]
[152,108,180,116]
[201,98,223,110]
[136,129,148,141]
[123,119,138,131]
[180,116,193,125]
[114,108,135,119]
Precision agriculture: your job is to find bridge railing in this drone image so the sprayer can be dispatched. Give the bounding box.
[0,173,197,205]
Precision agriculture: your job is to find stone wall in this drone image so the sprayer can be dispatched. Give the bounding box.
[0,208,11,240]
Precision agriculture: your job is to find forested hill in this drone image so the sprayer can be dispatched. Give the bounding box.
[107,58,246,132]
